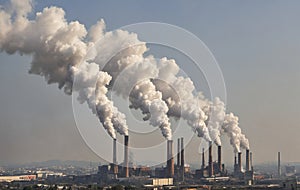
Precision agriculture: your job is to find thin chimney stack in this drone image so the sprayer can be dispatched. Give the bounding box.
[202,148,205,169]
[124,135,129,177]
[177,138,180,166]
[113,138,117,164]
[208,141,213,177]
[238,152,242,172]
[246,149,250,171]
[278,152,281,177]
[250,152,253,170]
[218,145,222,172]
[180,137,184,168]
[167,140,174,177]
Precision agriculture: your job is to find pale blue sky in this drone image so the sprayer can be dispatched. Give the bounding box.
[0,0,299,166]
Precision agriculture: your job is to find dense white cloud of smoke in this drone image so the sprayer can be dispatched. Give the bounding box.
[0,0,128,138]
[0,0,250,151]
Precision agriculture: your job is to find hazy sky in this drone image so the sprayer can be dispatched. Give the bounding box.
[0,0,299,167]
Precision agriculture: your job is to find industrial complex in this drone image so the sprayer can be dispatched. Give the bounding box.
[0,135,299,189]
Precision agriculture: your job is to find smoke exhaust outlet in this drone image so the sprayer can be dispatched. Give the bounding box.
[167,140,174,177]
[218,145,222,172]
[124,135,129,177]
[181,137,184,168]
[208,141,213,177]
[202,148,205,169]
[238,152,242,172]
[113,138,117,164]
[246,149,250,171]
[177,138,180,166]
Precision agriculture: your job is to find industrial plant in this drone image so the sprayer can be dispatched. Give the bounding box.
[0,0,299,189]
[94,135,257,188]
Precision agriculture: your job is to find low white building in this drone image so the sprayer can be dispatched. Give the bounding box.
[0,175,36,182]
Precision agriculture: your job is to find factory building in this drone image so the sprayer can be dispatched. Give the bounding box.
[0,175,36,182]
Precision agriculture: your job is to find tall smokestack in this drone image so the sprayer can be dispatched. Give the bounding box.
[246,149,250,171]
[177,138,180,166]
[238,152,242,172]
[250,152,253,170]
[208,141,213,177]
[278,152,281,177]
[167,140,174,177]
[234,154,237,165]
[234,154,237,172]
[124,135,129,177]
[202,148,205,169]
[180,137,184,168]
[218,145,222,172]
[111,139,118,176]
[113,138,117,164]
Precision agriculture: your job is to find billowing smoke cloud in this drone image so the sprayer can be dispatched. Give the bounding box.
[199,97,225,146]
[0,0,128,138]
[222,113,250,152]
[0,0,250,151]
[153,58,211,142]
[198,93,250,152]
[71,62,128,138]
[88,29,173,140]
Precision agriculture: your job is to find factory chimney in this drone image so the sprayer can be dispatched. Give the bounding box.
[234,154,237,165]
[181,138,185,181]
[202,148,205,169]
[177,138,180,166]
[180,137,184,168]
[208,141,214,177]
[111,138,118,177]
[167,140,174,177]
[238,152,242,172]
[218,145,222,172]
[278,152,281,177]
[113,138,117,164]
[124,135,129,177]
[246,149,250,171]
[234,154,237,173]
[250,152,253,169]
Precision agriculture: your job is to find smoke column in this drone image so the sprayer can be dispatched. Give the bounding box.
[0,0,250,150]
[0,0,128,138]
[199,94,249,152]
[88,29,173,139]
[222,113,250,152]
[151,59,211,141]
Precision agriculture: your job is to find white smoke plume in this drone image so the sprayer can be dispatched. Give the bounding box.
[153,62,250,150]
[200,97,225,146]
[198,94,250,151]
[0,0,250,150]
[88,29,173,140]
[153,58,211,141]
[0,0,128,138]
[222,113,250,152]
